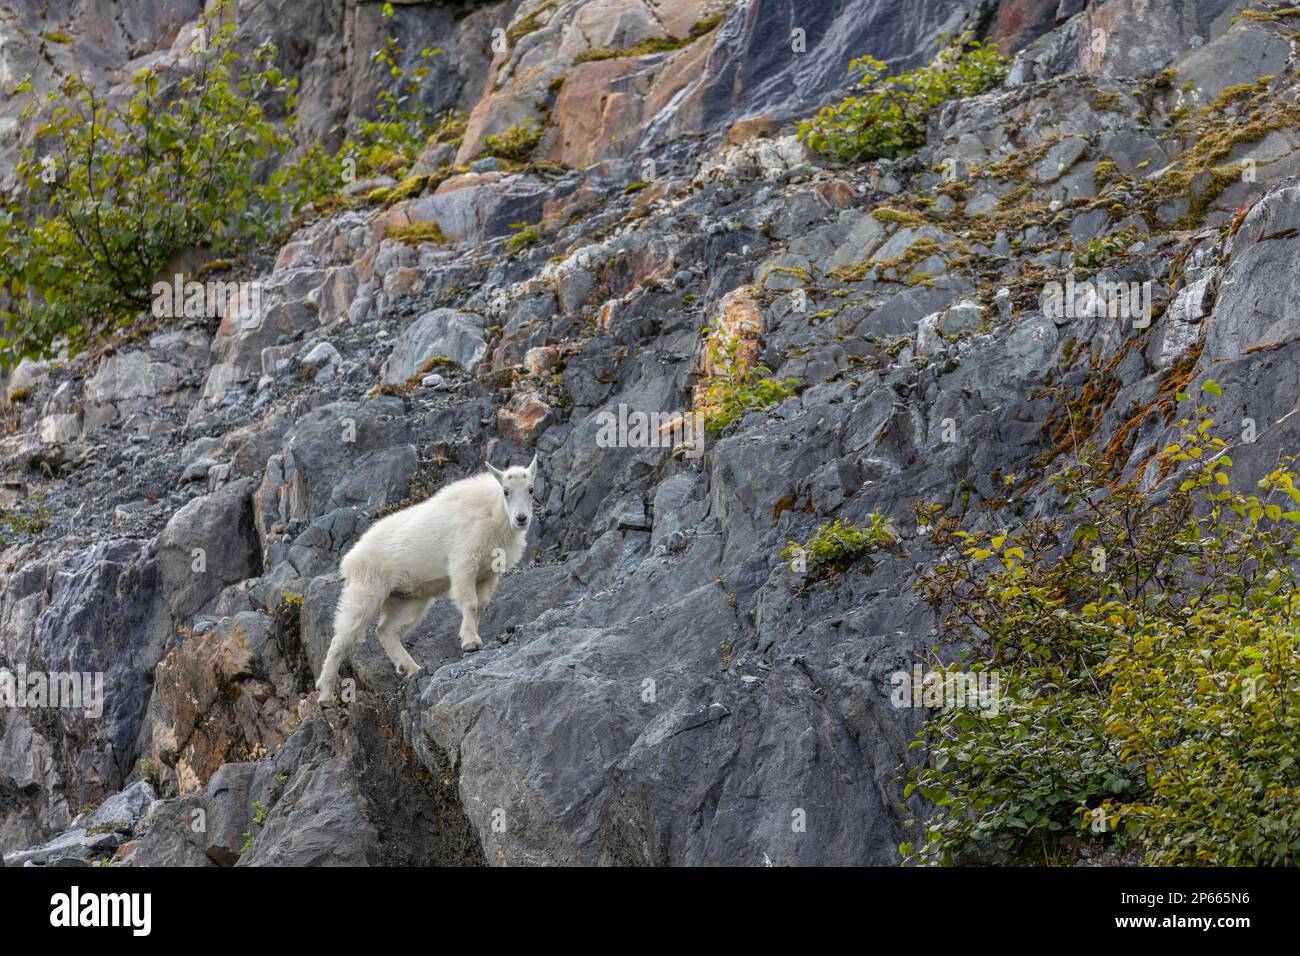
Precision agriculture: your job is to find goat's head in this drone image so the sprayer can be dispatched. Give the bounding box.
[486,455,538,532]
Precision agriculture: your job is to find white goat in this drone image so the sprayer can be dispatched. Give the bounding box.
[315,457,538,699]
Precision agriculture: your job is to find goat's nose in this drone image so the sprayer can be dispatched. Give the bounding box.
[515,515,528,527]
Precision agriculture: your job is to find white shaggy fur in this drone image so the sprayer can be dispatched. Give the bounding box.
[315,457,537,699]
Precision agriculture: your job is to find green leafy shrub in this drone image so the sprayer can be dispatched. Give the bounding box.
[699,331,800,431]
[345,34,442,178]
[479,120,543,163]
[1073,229,1136,269]
[0,25,292,365]
[0,499,51,547]
[799,33,1009,163]
[782,515,898,578]
[281,13,444,210]
[902,382,1300,866]
[505,222,540,253]
[239,799,268,855]
[0,3,445,366]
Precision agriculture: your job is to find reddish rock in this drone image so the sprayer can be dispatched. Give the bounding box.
[812,179,858,209]
[150,615,297,794]
[546,59,648,168]
[545,28,716,168]
[989,0,1060,53]
[597,300,618,332]
[628,235,680,287]
[382,266,422,300]
[629,180,675,213]
[724,115,780,147]
[497,392,553,443]
[525,345,561,375]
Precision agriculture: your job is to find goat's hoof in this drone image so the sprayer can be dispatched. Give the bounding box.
[460,638,482,653]
[396,661,421,678]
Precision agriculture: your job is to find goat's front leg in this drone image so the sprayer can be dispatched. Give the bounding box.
[449,563,482,652]
[475,573,500,630]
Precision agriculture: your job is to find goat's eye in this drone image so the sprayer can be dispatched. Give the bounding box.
[503,489,509,499]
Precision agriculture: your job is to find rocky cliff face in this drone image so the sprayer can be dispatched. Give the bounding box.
[2,0,1295,865]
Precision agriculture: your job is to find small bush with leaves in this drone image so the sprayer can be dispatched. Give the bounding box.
[699,331,800,431]
[479,120,543,163]
[506,222,540,253]
[782,515,898,578]
[799,33,1009,163]
[350,37,442,176]
[281,5,444,212]
[1073,229,1137,269]
[902,381,1300,866]
[0,23,292,365]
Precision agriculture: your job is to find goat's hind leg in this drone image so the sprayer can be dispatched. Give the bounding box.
[376,595,430,678]
[316,578,384,699]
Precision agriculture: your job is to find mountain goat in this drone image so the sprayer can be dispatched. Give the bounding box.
[315,457,538,699]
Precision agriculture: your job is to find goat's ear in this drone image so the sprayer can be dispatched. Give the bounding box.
[485,461,506,485]
[526,454,538,482]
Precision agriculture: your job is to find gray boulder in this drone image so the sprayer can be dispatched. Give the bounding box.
[381,309,489,381]
[158,478,261,620]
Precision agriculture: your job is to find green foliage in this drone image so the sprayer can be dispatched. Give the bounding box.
[782,515,898,577]
[385,220,446,246]
[507,0,558,43]
[505,222,540,253]
[1073,229,1136,269]
[137,758,161,791]
[799,33,1009,163]
[573,38,685,64]
[240,800,268,854]
[0,25,292,365]
[281,27,445,210]
[346,32,442,178]
[0,5,446,367]
[384,174,431,205]
[0,499,50,546]
[1092,158,1121,188]
[903,383,1300,866]
[870,206,928,228]
[479,120,543,163]
[1232,7,1300,25]
[699,331,800,432]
